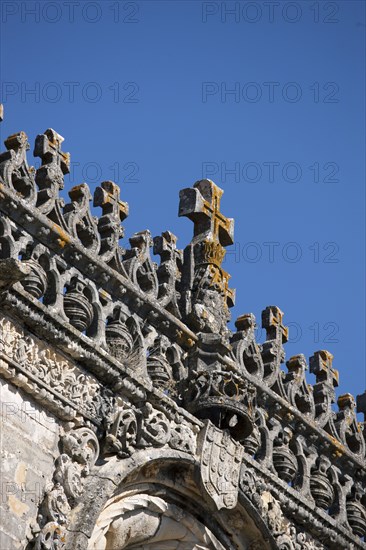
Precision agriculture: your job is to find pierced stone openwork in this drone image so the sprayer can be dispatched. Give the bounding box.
[0,106,365,549]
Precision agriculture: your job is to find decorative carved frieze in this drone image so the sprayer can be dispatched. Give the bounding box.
[104,400,198,458]
[0,315,111,422]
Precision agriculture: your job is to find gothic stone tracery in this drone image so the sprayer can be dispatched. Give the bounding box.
[0,107,365,550]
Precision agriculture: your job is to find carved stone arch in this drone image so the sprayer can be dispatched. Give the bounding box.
[88,492,228,550]
[65,449,274,550]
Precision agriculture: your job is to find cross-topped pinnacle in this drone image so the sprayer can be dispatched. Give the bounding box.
[178,180,235,313]
[262,306,289,344]
[310,350,339,388]
[338,393,356,411]
[94,180,129,223]
[94,180,129,260]
[286,354,307,374]
[153,230,179,259]
[153,230,183,275]
[34,128,70,183]
[179,179,234,246]
[34,128,70,221]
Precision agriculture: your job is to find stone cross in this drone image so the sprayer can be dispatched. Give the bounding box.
[94,181,129,261]
[94,180,129,223]
[310,350,339,388]
[179,179,234,246]
[153,230,182,264]
[34,128,70,180]
[262,306,289,344]
[33,128,70,222]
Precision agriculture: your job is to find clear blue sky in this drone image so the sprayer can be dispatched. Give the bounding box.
[1,1,365,407]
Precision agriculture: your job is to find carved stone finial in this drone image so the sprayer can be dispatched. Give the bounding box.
[92,180,129,278]
[310,350,339,428]
[310,350,339,387]
[0,131,36,203]
[261,306,288,388]
[94,180,129,259]
[284,354,315,416]
[123,230,158,297]
[34,128,70,224]
[94,180,128,218]
[153,230,180,262]
[64,183,100,253]
[34,129,70,186]
[179,180,235,334]
[179,179,234,248]
[235,313,256,332]
[94,180,128,222]
[231,313,264,379]
[338,393,356,411]
[262,306,289,344]
[153,230,182,316]
[335,393,365,456]
[179,179,234,274]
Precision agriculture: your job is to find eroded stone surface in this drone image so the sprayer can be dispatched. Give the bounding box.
[0,112,365,549]
[0,379,59,548]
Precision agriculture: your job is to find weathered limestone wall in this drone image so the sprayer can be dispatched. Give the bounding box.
[0,347,61,548]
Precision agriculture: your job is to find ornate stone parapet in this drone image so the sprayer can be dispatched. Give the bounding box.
[0,116,365,549]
